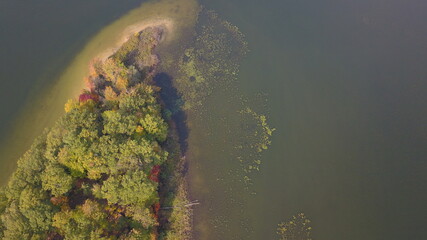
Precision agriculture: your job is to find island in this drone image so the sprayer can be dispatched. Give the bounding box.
[0,0,278,237]
[0,26,190,239]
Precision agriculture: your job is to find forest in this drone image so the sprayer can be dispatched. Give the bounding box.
[0,27,189,240]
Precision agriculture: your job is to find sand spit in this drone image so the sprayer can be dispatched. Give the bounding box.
[0,0,199,187]
[97,18,175,60]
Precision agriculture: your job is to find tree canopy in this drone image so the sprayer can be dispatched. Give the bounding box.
[0,28,169,239]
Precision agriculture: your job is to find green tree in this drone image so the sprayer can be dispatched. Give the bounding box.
[140,114,168,142]
[41,163,73,197]
[101,170,157,206]
[0,27,172,239]
[102,110,138,135]
[18,187,56,233]
[1,202,33,240]
[126,205,157,229]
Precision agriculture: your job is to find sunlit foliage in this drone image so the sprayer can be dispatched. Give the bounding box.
[0,28,168,239]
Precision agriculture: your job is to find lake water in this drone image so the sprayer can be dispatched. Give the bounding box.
[0,0,141,182]
[1,0,427,239]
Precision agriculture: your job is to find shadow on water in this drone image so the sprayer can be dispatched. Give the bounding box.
[154,72,191,236]
[154,72,189,155]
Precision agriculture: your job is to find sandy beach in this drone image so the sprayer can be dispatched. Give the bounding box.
[97,18,175,60]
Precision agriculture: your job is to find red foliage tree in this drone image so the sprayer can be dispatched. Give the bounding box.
[79,90,99,103]
[149,165,161,182]
[152,202,161,221]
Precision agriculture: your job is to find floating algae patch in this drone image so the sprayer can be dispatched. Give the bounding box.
[198,92,275,189]
[277,213,313,240]
[160,9,248,111]
[235,105,275,185]
[0,0,199,185]
[157,8,273,188]
[156,8,275,239]
[238,107,275,154]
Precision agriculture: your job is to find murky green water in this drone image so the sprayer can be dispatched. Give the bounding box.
[2,0,427,239]
[189,0,427,239]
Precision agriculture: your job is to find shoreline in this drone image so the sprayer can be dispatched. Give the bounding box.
[2,23,196,239]
[97,18,175,61]
[0,0,200,238]
[0,0,199,187]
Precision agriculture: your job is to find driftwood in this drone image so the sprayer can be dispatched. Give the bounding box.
[161,200,200,210]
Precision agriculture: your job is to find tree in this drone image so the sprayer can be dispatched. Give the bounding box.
[102,58,129,83]
[6,134,48,201]
[102,110,138,135]
[126,205,157,229]
[0,27,172,239]
[81,200,105,220]
[104,86,118,101]
[18,187,56,233]
[101,170,157,206]
[140,114,168,142]
[41,163,74,197]
[1,202,33,239]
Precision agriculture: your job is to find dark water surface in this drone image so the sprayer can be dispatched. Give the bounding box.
[1,0,427,239]
[191,0,427,239]
[0,0,142,128]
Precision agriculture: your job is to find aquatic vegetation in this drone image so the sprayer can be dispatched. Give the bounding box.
[163,9,274,188]
[0,2,275,239]
[231,104,275,187]
[0,28,189,239]
[173,9,249,110]
[240,107,274,171]
[277,213,312,240]
[239,107,275,152]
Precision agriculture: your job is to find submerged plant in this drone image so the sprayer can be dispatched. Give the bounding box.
[277,213,313,240]
[173,9,249,110]
[239,107,275,153]
[163,9,275,189]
